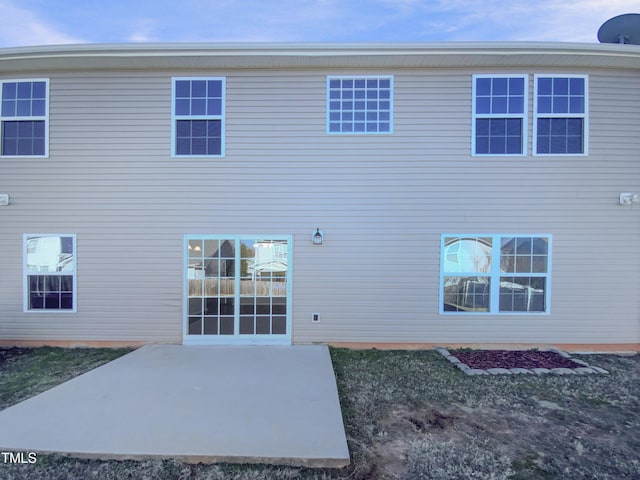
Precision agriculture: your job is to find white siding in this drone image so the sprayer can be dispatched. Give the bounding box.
[0,66,639,345]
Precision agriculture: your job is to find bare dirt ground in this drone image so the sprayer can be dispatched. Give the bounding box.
[1,347,639,480]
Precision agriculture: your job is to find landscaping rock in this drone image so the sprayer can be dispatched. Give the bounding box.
[486,368,512,375]
[551,368,577,375]
[532,368,551,374]
[574,367,597,374]
[591,366,610,374]
[571,359,591,367]
[509,368,533,374]
[465,369,490,376]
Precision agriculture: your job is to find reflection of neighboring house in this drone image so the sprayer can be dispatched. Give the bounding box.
[248,241,288,278]
[26,236,73,273]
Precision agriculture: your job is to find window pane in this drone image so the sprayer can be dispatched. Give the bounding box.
[537,118,583,154]
[500,277,546,312]
[26,236,74,273]
[2,82,16,100]
[239,316,254,334]
[32,82,46,99]
[443,237,492,273]
[175,80,190,97]
[491,96,508,114]
[2,120,45,156]
[492,78,508,95]
[188,317,202,335]
[443,276,490,312]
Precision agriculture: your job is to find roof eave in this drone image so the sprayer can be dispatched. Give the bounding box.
[0,41,639,72]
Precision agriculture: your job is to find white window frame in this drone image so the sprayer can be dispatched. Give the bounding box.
[440,234,552,315]
[533,74,588,156]
[326,75,394,134]
[183,234,292,345]
[0,78,49,158]
[171,77,226,158]
[472,74,528,156]
[23,234,77,313]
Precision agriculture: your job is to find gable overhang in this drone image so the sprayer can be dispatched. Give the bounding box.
[0,42,639,73]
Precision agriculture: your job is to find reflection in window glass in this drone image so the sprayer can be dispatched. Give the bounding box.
[25,235,75,311]
[441,234,550,314]
[186,237,289,337]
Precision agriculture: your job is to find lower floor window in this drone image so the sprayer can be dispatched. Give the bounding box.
[24,234,76,311]
[440,234,551,314]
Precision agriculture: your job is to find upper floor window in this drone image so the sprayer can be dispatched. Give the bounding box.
[24,234,76,312]
[472,75,527,155]
[534,75,587,155]
[327,76,393,134]
[172,77,225,157]
[1,79,48,157]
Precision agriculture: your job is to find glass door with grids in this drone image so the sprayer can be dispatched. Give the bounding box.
[184,235,291,345]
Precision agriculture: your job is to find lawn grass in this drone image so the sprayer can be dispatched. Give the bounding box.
[0,347,639,479]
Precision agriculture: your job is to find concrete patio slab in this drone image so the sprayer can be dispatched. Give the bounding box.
[0,344,350,467]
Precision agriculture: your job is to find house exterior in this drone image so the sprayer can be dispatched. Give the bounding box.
[0,42,639,350]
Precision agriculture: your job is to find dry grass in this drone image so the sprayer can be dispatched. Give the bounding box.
[0,347,639,479]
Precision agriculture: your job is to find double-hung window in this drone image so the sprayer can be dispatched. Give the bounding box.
[534,75,587,155]
[1,79,48,157]
[172,77,225,157]
[441,234,551,314]
[24,234,76,312]
[327,76,393,134]
[472,75,527,155]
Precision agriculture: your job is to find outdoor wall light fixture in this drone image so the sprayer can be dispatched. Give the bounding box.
[0,194,9,206]
[312,228,324,245]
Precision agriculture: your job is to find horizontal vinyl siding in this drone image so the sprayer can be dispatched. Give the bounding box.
[0,68,639,345]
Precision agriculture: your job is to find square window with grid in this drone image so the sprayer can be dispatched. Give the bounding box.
[473,76,526,155]
[327,76,393,134]
[1,80,48,156]
[172,78,225,156]
[535,76,587,155]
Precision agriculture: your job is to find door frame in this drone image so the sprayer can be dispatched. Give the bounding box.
[183,234,292,345]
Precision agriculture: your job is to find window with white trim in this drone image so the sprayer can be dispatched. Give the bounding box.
[441,234,551,314]
[534,75,587,155]
[24,234,76,312]
[327,76,393,134]
[172,77,225,157]
[1,79,48,157]
[473,75,527,155]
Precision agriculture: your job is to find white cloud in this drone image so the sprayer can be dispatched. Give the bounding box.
[127,18,158,43]
[0,0,83,47]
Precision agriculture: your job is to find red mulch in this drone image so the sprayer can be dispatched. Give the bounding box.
[452,350,582,370]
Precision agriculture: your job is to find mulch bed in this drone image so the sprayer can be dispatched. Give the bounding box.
[0,347,31,368]
[452,350,583,370]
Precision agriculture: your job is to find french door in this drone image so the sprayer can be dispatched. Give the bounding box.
[184,235,291,345]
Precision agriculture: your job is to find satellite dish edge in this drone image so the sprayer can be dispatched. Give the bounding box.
[598,13,640,44]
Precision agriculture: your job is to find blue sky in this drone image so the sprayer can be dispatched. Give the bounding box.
[0,0,637,47]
